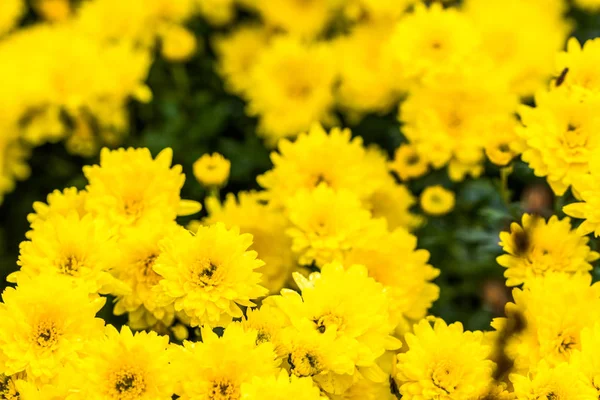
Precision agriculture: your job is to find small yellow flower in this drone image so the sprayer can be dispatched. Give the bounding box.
[33,0,71,22]
[420,186,455,216]
[389,144,429,181]
[193,153,231,188]
[160,25,198,62]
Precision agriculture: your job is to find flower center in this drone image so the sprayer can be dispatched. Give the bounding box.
[287,82,312,99]
[0,375,20,400]
[109,367,146,399]
[32,320,60,348]
[563,123,588,149]
[138,253,161,284]
[288,349,322,377]
[208,379,240,400]
[57,254,82,276]
[256,330,271,344]
[192,258,221,287]
[314,313,344,334]
[123,197,144,221]
[431,362,458,394]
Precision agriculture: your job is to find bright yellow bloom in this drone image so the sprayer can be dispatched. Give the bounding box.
[563,153,600,236]
[517,90,600,195]
[247,0,341,38]
[387,2,480,83]
[497,214,599,286]
[33,0,71,21]
[389,143,429,181]
[556,37,600,95]
[484,123,521,167]
[396,318,494,400]
[420,186,455,216]
[246,38,337,143]
[285,184,374,267]
[510,361,594,399]
[0,0,23,36]
[113,221,181,330]
[241,303,289,358]
[160,25,198,62]
[258,125,389,205]
[154,223,267,327]
[0,274,105,381]
[493,273,600,372]
[204,191,295,293]
[241,369,325,400]
[570,323,600,397]
[27,187,87,232]
[193,153,231,188]
[344,226,439,335]
[213,24,270,96]
[84,148,199,231]
[76,325,174,399]
[174,324,280,399]
[12,212,124,295]
[365,177,422,231]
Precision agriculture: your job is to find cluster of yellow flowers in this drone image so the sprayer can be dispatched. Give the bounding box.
[0,0,202,204]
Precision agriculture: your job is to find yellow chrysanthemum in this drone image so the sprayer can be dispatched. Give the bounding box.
[387,2,481,83]
[517,89,600,195]
[248,0,341,38]
[241,369,324,400]
[556,37,600,95]
[0,274,105,381]
[0,0,23,36]
[174,324,280,399]
[389,143,430,181]
[113,221,181,330]
[570,323,600,396]
[497,214,599,286]
[258,124,389,204]
[12,212,124,295]
[27,187,87,232]
[344,226,439,335]
[246,37,337,143]
[564,154,600,236]
[204,191,295,293]
[510,361,594,399]
[160,25,198,62]
[274,264,401,373]
[396,318,494,400]
[84,148,199,231]
[213,24,270,96]
[76,326,174,399]
[464,0,570,96]
[285,184,374,267]
[400,66,518,181]
[154,223,267,327]
[493,273,600,372]
[366,176,422,231]
[193,153,231,188]
[0,373,65,400]
[420,186,455,216]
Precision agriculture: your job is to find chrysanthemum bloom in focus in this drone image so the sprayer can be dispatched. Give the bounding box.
[510,360,594,399]
[154,223,267,327]
[497,214,598,286]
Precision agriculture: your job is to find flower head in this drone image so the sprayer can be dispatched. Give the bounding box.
[193,153,231,188]
[510,361,594,399]
[389,143,429,181]
[497,214,598,286]
[160,25,197,62]
[420,186,455,216]
[154,223,267,327]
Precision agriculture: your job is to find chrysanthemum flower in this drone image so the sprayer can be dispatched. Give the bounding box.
[492,273,600,371]
[12,212,124,295]
[0,274,105,381]
[497,214,599,286]
[274,264,401,373]
[193,153,231,188]
[556,37,600,95]
[246,38,337,143]
[396,318,494,400]
[84,148,200,231]
[241,369,324,400]
[213,24,270,96]
[285,185,374,267]
[365,177,422,231]
[258,124,389,204]
[570,323,600,396]
[420,186,455,216]
[75,326,174,399]
[517,89,600,195]
[160,24,197,62]
[113,220,180,330]
[389,143,430,181]
[510,361,594,399]
[344,226,439,334]
[154,223,267,327]
[174,324,280,399]
[26,187,87,232]
[564,154,600,237]
[204,191,295,293]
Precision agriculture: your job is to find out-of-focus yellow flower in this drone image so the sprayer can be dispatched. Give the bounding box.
[420,186,455,216]
[160,25,198,62]
[193,152,231,188]
[33,0,72,22]
[0,0,23,36]
[389,143,429,181]
[195,0,236,25]
[573,0,600,11]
